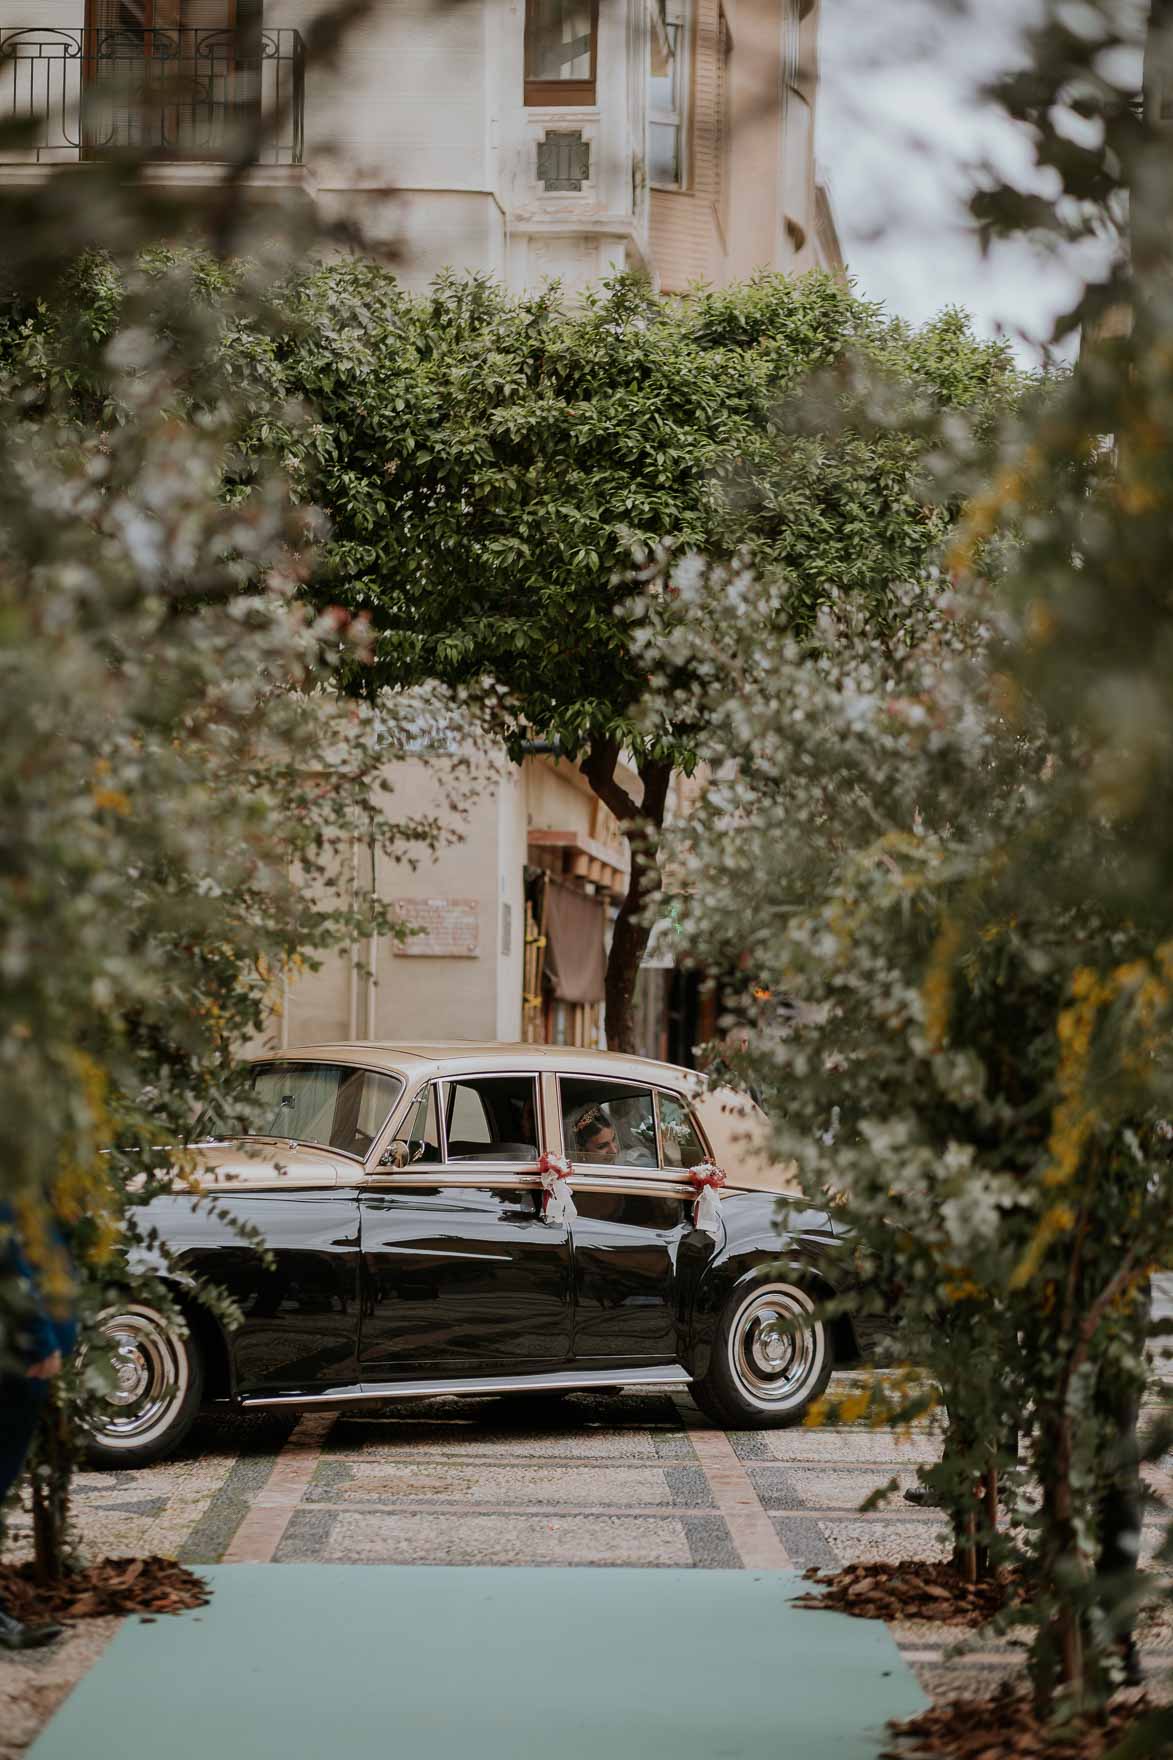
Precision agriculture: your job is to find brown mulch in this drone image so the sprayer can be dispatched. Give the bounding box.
[0,1556,210,1624]
[880,1683,1157,1759]
[795,1560,1026,1628]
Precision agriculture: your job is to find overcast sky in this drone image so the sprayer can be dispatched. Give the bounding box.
[815,0,1124,358]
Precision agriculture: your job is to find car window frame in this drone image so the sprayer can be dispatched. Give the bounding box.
[556,1073,666,1173]
[368,1071,547,1176]
[439,1073,545,1167]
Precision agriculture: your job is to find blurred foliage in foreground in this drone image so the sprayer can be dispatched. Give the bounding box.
[0,151,489,1572]
[640,0,1173,1729]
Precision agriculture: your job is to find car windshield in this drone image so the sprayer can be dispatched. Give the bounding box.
[197,1062,404,1159]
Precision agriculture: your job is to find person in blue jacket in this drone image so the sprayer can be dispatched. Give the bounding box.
[0,1202,78,1651]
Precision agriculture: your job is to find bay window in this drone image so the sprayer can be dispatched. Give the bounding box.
[648,0,689,188]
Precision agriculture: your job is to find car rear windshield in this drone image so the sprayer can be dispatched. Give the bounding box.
[200,1062,404,1159]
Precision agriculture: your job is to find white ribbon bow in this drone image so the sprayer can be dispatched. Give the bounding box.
[538,1152,577,1226]
[687,1163,726,1241]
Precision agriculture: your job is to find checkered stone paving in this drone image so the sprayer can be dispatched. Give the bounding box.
[3,1377,1172,1756]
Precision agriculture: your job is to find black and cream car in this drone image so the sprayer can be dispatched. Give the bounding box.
[86,1043,861,1465]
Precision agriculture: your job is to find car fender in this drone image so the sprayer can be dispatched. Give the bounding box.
[109,1220,239,1401]
[685,1190,855,1379]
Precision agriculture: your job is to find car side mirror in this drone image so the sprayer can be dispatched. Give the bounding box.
[379,1139,410,1170]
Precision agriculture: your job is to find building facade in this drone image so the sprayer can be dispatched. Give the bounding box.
[0,0,840,288]
[1,0,840,1058]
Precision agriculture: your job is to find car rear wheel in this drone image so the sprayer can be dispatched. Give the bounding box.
[81,1302,204,1469]
[693,1277,832,1429]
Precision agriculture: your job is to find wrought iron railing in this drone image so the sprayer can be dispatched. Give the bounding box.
[0,27,305,166]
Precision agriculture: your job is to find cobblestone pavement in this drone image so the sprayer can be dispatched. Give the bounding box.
[3,1376,1172,1756]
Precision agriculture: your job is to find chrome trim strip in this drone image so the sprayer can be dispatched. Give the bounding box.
[358,1171,698,1199]
[196,1181,344,1195]
[360,1171,542,1191]
[572,1174,696,1200]
[370,1245,514,1264]
[240,1364,693,1409]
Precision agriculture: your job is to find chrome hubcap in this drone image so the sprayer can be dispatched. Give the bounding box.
[82,1307,189,1449]
[729,1285,823,1409]
[109,1337,152,1406]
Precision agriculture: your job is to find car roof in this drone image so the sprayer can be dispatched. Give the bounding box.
[245,1044,800,1195]
[252,1041,704,1088]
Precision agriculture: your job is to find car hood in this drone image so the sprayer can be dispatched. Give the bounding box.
[182,1141,352,1189]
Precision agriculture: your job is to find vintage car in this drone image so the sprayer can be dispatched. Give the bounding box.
[84,1042,862,1466]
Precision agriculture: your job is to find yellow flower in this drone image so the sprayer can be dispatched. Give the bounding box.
[921,917,964,1050]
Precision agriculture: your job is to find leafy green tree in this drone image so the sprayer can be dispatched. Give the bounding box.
[271,262,1021,1048]
[4,259,1022,1051]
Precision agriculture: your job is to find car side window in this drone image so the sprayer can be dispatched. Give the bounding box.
[445,1076,540,1163]
[656,1091,706,1169]
[561,1079,658,1168]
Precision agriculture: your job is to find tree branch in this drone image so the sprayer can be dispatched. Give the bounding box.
[580,737,640,824]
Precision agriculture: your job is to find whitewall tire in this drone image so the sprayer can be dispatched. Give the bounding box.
[81,1302,204,1468]
[694,1278,832,1429]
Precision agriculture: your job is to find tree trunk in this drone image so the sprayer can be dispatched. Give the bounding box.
[1033,1407,1085,1717]
[30,1386,73,1587]
[579,743,673,1055]
[605,835,656,1054]
[975,1465,998,1582]
[954,1507,978,1587]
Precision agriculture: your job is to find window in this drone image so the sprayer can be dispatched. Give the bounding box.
[86,1,249,37]
[217,1062,404,1159]
[82,1,265,162]
[648,3,689,188]
[780,1,810,248]
[524,0,598,106]
[444,1076,540,1163]
[561,1079,659,1169]
[656,1091,706,1170]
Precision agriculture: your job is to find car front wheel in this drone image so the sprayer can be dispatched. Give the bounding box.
[693,1277,832,1429]
[81,1302,204,1468]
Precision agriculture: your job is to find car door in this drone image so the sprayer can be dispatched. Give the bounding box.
[560,1077,717,1365]
[358,1072,572,1379]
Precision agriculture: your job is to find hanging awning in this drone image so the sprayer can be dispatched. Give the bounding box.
[544,881,606,1005]
[527,827,628,900]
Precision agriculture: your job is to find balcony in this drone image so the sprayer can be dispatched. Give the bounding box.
[0,26,304,170]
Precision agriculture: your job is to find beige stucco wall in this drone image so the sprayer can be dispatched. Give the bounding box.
[0,3,81,22]
[273,754,527,1051]
[525,755,597,836]
[268,0,493,204]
